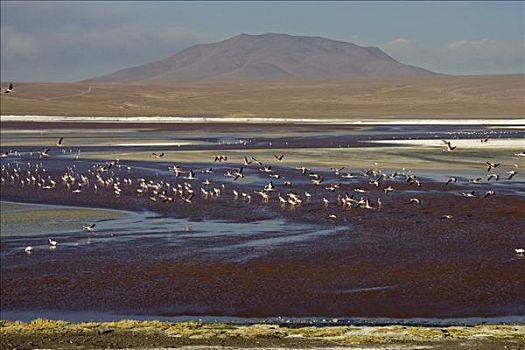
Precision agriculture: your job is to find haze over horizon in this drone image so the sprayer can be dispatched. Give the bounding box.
[1,1,524,82]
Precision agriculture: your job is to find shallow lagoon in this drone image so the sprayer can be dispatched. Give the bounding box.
[1,121,524,322]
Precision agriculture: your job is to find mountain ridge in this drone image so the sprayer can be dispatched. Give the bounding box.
[84,33,437,82]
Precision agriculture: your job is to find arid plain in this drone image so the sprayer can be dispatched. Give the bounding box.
[1,75,524,118]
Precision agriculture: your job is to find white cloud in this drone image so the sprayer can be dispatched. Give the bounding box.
[448,38,495,50]
[383,37,524,74]
[1,22,205,81]
[386,38,416,51]
[447,38,524,64]
[0,2,208,81]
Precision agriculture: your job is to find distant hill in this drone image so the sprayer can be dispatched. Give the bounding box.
[84,33,436,82]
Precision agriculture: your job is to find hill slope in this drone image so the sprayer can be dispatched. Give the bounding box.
[84,33,436,82]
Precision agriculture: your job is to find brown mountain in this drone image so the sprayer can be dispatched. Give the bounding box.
[84,33,436,82]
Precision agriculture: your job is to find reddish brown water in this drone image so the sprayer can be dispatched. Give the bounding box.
[1,122,524,321]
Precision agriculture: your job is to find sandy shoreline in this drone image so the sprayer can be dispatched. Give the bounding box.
[1,319,524,349]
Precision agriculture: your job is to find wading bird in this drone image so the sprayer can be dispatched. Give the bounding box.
[442,139,456,151]
[486,162,500,171]
[233,167,245,180]
[296,166,309,175]
[483,190,495,199]
[369,175,383,188]
[182,193,194,204]
[469,177,482,184]
[487,173,499,181]
[341,172,355,179]
[311,176,324,185]
[40,149,50,157]
[331,166,345,174]
[169,164,183,178]
[259,165,273,173]
[186,170,196,180]
[264,181,275,192]
[82,224,96,232]
[384,185,395,195]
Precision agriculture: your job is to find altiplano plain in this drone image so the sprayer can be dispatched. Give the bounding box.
[1,75,523,118]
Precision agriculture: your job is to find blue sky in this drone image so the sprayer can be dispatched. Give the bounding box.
[1,1,523,81]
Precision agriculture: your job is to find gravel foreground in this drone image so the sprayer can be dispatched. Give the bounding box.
[1,319,524,349]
